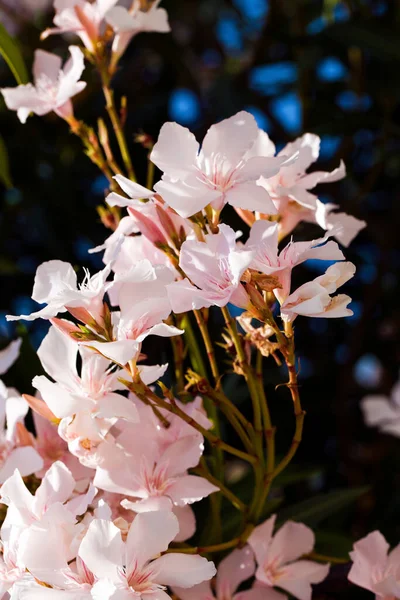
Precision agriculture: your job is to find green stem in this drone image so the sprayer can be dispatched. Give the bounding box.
[141,386,258,466]
[168,538,239,554]
[96,59,136,181]
[220,306,265,522]
[193,310,220,383]
[195,459,247,513]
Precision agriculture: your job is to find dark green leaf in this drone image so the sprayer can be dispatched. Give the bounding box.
[0,23,28,85]
[277,487,369,527]
[0,134,12,188]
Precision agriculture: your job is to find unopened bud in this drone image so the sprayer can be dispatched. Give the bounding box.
[23,394,60,424]
[128,207,169,246]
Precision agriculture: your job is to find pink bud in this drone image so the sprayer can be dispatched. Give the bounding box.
[234,207,256,228]
[128,207,169,246]
[23,394,60,424]
[50,317,81,340]
[74,5,98,47]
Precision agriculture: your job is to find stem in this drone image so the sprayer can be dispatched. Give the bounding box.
[194,459,247,513]
[170,318,185,392]
[253,321,305,520]
[256,352,275,474]
[221,306,265,522]
[143,386,258,466]
[194,309,220,383]
[181,313,223,542]
[305,552,349,565]
[168,538,239,554]
[147,158,155,190]
[96,58,136,181]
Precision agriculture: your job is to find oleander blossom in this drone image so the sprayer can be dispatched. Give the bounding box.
[41,0,119,51]
[150,111,293,218]
[15,511,216,599]
[244,130,366,245]
[106,0,171,62]
[248,515,329,600]
[281,262,356,321]
[361,376,400,437]
[1,46,86,124]
[167,224,254,313]
[348,531,400,599]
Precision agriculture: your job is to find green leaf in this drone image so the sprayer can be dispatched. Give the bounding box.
[277,486,369,528]
[315,530,353,558]
[273,464,324,487]
[0,134,13,188]
[0,23,28,85]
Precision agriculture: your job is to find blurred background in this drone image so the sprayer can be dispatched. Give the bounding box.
[1,1,400,597]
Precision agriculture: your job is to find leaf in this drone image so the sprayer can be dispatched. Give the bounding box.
[273,464,324,487]
[0,134,13,188]
[0,23,28,85]
[315,530,353,558]
[277,487,369,528]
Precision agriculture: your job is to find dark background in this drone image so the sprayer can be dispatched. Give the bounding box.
[1,1,400,597]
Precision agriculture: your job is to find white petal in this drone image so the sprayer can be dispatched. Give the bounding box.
[0,338,22,375]
[151,122,199,179]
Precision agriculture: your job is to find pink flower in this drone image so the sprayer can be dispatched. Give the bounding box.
[245,219,345,303]
[361,378,400,437]
[256,132,345,210]
[94,425,218,514]
[1,46,86,124]
[31,325,141,466]
[150,111,289,218]
[6,259,112,323]
[167,225,254,313]
[42,0,119,51]
[0,461,96,567]
[0,383,43,483]
[348,531,400,599]
[78,511,216,597]
[106,0,170,62]
[0,338,21,376]
[281,262,356,322]
[248,515,329,600]
[245,131,366,245]
[86,260,182,366]
[173,546,261,600]
[32,412,91,481]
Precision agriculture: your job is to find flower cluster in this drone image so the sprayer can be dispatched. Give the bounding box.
[1,1,394,599]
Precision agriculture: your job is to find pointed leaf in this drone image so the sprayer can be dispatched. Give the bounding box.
[0,23,28,84]
[277,487,369,528]
[0,134,13,188]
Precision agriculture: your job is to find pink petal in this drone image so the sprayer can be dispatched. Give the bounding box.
[201,111,258,165]
[37,325,79,388]
[171,581,214,600]
[163,436,205,477]
[0,447,43,484]
[0,338,22,375]
[173,504,196,542]
[34,461,75,513]
[227,182,277,214]
[235,585,287,600]
[151,122,199,179]
[79,519,124,582]
[126,510,179,569]
[349,531,390,592]
[167,474,219,506]
[268,522,315,566]
[248,515,276,566]
[216,546,255,599]
[152,553,216,587]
